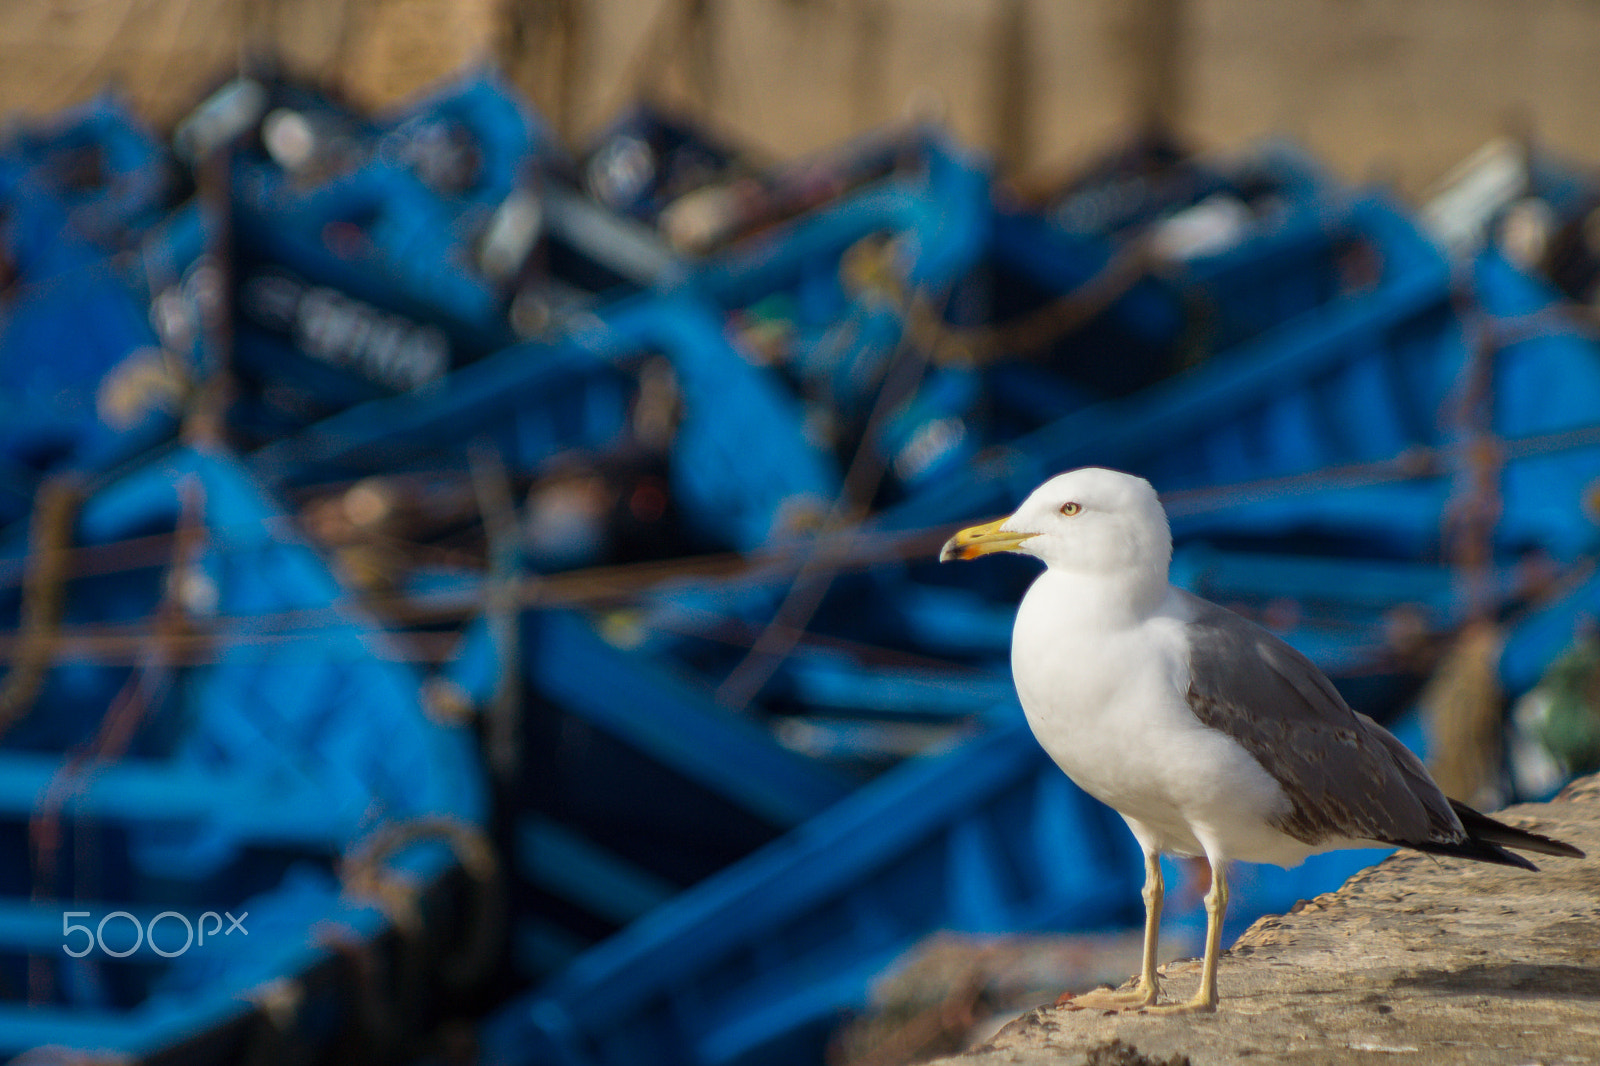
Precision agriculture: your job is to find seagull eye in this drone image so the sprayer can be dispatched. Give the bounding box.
[1059,502,1082,517]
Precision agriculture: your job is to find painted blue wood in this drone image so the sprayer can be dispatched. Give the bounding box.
[0,445,487,1063]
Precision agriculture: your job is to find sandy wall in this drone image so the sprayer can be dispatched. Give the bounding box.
[4,0,1600,193]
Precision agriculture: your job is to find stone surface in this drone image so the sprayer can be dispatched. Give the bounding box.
[831,931,1169,1066]
[924,774,1600,1066]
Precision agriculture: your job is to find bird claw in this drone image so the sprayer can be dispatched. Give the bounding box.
[1056,981,1160,1012]
[1136,995,1217,1015]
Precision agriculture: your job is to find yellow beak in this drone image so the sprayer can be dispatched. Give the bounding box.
[939,515,1036,562]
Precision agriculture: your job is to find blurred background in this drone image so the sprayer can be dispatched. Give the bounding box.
[10,0,1600,192]
[4,3,1600,1066]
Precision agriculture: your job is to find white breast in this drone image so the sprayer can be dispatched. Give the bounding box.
[1011,572,1307,866]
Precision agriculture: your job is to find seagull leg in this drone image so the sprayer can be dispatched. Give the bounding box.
[1134,849,1165,1004]
[1060,850,1163,1011]
[1140,858,1226,1014]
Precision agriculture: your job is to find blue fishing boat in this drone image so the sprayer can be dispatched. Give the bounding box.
[6,67,1597,1066]
[0,100,186,526]
[471,140,1599,1066]
[0,445,489,1063]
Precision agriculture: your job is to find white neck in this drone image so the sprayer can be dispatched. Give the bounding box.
[1025,563,1170,631]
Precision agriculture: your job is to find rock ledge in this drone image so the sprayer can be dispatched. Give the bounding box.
[927,775,1600,1066]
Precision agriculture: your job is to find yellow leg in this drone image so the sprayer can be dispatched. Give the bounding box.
[1061,851,1164,1011]
[1135,849,1164,1001]
[1141,858,1226,1014]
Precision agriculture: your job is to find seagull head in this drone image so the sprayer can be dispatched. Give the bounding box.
[939,467,1172,576]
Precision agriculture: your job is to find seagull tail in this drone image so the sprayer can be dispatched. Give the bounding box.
[1409,835,1540,870]
[1431,799,1587,870]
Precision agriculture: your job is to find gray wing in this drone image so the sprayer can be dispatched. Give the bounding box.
[1178,589,1466,849]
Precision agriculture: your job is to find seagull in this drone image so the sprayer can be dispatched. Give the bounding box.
[940,467,1583,1013]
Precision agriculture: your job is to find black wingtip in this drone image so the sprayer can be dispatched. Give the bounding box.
[1408,837,1542,871]
[1448,799,1586,861]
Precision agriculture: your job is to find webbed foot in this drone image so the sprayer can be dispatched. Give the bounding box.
[1056,977,1160,1012]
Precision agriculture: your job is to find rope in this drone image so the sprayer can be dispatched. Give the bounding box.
[714,234,949,709]
[906,238,1155,367]
[314,922,417,1062]
[235,977,315,1066]
[0,476,81,739]
[0,521,961,666]
[9,267,1600,674]
[339,816,504,996]
[25,480,198,1005]
[1441,282,1506,621]
[7,408,1600,668]
[469,444,525,787]
[9,405,1598,603]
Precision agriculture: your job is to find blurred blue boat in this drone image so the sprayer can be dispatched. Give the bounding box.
[219,71,537,436]
[0,445,489,1063]
[892,199,1600,565]
[0,95,188,526]
[441,606,855,978]
[468,139,1600,1066]
[479,717,1139,1066]
[0,94,176,252]
[4,68,1600,1066]
[254,287,835,558]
